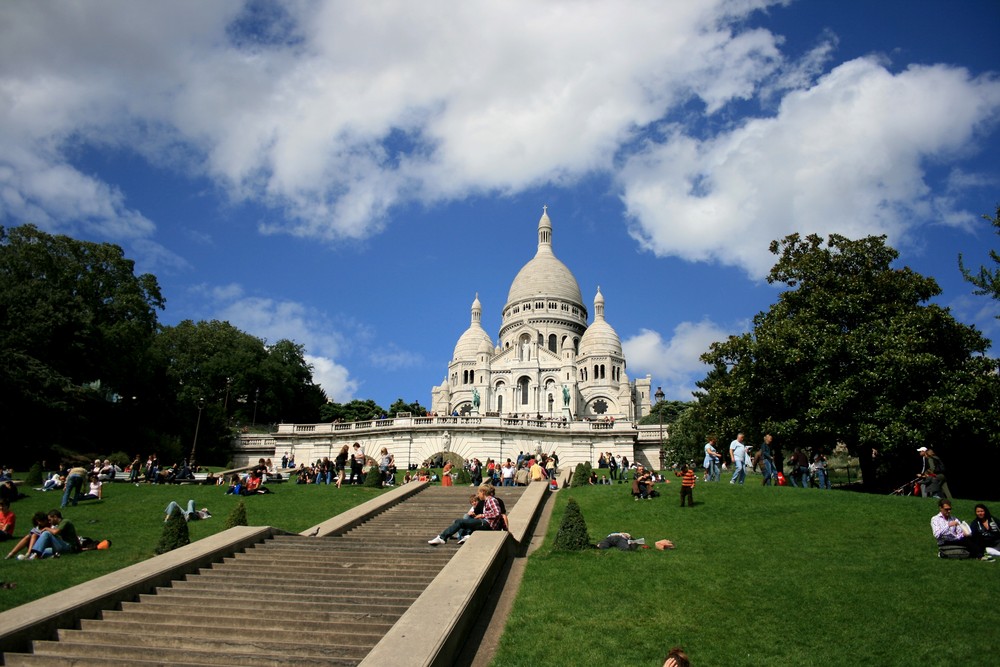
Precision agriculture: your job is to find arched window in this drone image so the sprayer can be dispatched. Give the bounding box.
[519,377,530,405]
[547,393,554,414]
[600,364,606,379]
[537,333,544,345]
[548,334,557,352]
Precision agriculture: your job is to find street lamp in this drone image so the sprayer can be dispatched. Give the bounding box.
[654,387,665,470]
[189,397,205,465]
[252,388,259,427]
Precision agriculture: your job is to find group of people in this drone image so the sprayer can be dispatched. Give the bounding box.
[931,499,1000,561]
[292,443,393,487]
[596,452,632,480]
[704,433,832,489]
[3,508,97,560]
[427,483,508,545]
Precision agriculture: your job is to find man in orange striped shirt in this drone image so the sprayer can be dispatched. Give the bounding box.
[676,464,696,507]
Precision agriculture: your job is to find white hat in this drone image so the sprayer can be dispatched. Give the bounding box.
[916,447,928,452]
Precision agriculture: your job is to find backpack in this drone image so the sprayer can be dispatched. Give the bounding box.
[938,542,970,559]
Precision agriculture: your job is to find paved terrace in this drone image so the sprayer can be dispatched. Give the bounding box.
[0,480,550,666]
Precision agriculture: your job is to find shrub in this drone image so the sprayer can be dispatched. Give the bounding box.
[455,467,472,485]
[155,507,190,554]
[572,462,593,487]
[363,467,383,488]
[224,501,248,528]
[554,497,590,551]
[25,463,43,485]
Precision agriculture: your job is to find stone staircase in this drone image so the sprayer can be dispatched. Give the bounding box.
[2,486,525,666]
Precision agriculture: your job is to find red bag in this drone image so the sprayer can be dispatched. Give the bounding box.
[776,472,787,486]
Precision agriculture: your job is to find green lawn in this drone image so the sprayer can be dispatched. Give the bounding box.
[494,481,1000,667]
[0,480,388,611]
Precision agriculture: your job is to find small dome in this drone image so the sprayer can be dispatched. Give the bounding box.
[477,337,494,355]
[578,288,623,358]
[506,208,583,307]
[453,295,493,360]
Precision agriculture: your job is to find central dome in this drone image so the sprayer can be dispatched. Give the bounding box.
[505,208,583,307]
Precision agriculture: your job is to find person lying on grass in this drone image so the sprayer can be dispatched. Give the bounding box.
[164,500,212,522]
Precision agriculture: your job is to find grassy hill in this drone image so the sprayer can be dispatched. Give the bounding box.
[495,481,999,666]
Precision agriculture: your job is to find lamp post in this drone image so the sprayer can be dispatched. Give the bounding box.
[252,388,259,427]
[189,397,205,465]
[654,387,665,470]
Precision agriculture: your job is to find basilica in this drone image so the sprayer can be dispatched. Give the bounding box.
[431,207,652,421]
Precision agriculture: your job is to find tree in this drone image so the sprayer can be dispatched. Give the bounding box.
[959,204,1000,311]
[698,233,998,493]
[388,398,428,417]
[0,225,164,464]
[320,399,386,423]
[151,321,326,464]
[553,498,591,551]
[638,399,692,426]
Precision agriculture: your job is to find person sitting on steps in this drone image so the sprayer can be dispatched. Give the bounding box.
[428,484,503,545]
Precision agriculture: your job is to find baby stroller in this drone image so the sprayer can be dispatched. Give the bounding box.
[890,477,921,496]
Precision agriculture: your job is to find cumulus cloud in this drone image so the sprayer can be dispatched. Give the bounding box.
[2,0,997,285]
[621,59,1000,278]
[204,288,360,401]
[623,320,736,400]
[0,0,786,247]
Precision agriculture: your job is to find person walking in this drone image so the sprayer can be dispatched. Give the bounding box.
[703,437,721,482]
[760,434,777,486]
[729,433,748,485]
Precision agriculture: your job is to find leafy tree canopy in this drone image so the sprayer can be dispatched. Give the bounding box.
[388,398,428,416]
[320,399,386,423]
[0,225,164,457]
[697,233,998,493]
[959,204,1000,310]
[639,399,692,425]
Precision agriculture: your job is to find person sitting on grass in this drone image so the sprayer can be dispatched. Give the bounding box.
[0,499,15,542]
[428,484,502,545]
[78,473,102,501]
[970,504,1000,556]
[932,499,990,561]
[164,500,212,522]
[632,465,654,500]
[663,646,690,667]
[5,511,48,560]
[28,510,80,559]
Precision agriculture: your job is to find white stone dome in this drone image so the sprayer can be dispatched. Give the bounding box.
[506,208,583,307]
[578,287,623,357]
[453,294,493,360]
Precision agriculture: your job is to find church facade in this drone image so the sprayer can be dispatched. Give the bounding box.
[431,207,652,422]
[231,207,664,471]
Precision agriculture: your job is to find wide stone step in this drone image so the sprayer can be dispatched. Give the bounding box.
[75,618,385,643]
[23,640,365,666]
[162,579,423,601]
[116,600,401,624]
[140,590,413,614]
[102,606,397,630]
[189,568,435,587]
[178,574,430,596]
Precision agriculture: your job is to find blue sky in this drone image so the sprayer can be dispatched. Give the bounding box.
[2,1,999,410]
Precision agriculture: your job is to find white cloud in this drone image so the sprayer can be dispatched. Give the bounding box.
[1,1,997,285]
[623,320,735,400]
[0,0,786,245]
[621,58,1000,278]
[206,290,359,401]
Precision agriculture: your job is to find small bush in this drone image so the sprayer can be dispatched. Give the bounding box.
[155,507,190,554]
[25,463,43,485]
[455,468,472,485]
[363,467,383,488]
[572,462,593,487]
[224,501,248,528]
[554,497,590,551]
